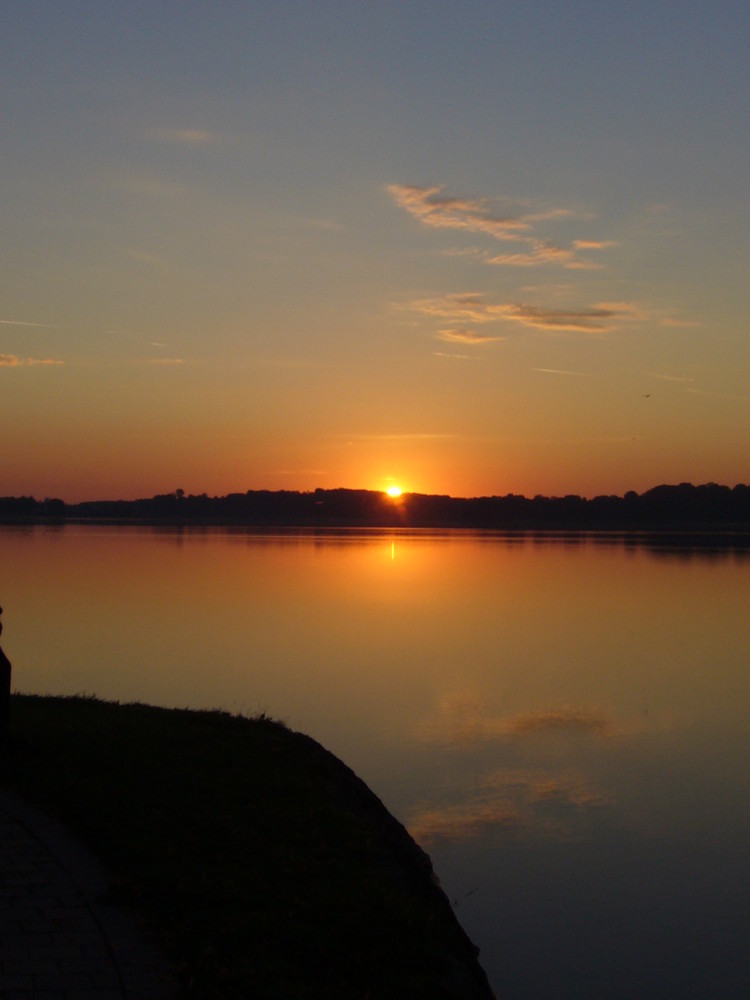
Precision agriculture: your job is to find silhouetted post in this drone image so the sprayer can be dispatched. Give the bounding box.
[0,607,10,741]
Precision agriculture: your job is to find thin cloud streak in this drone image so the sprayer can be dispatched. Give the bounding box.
[647,371,694,382]
[532,368,593,377]
[573,239,618,250]
[438,328,504,344]
[408,293,628,332]
[0,354,64,367]
[0,319,61,329]
[485,241,605,271]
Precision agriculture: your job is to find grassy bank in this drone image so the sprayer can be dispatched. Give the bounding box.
[1,695,494,999]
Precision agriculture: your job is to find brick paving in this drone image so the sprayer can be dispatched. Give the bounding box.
[0,788,177,999]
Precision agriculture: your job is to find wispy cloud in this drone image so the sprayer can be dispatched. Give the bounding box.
[0,354,64,367]
[485,242,590,268]
[0,318,60,329]
[408,293,630,333]
[387,183,530,240]
[408,292,504,323]
[388,183,613,270]
[572,239,618,250]
[485,240,607,270]
[437,328,504,344]
[647,371,694,383]
[389,183,694,343]
[532,367,593,377]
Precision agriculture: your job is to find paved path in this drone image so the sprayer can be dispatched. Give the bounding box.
[0,788,177,999]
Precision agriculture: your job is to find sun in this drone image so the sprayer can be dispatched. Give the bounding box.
[385,485,403,498]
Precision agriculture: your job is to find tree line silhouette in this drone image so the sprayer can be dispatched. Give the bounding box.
[3,482,750,531]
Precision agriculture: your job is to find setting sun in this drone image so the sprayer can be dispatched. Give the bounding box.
[386,486,403,498]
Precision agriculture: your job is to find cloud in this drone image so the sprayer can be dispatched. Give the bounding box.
[510,304,617,331]
[437,328,504,344]
[0,354,63,366]
[485,240,607,270]
[408,293,626,332]
[409,293,503,323]
[572,239,618,250]
[388,183,612,270]
[647,371,694,383]
[485,242,580,268]
[145,358,186,366]
[387,184,531,241]
[0,318,60,329]
[532,367,593,377]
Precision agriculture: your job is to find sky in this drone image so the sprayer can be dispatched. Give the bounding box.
[2,1,750,502]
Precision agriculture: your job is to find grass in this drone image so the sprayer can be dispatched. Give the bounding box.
[0,694,493,999]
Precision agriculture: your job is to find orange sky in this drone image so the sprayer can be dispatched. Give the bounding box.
[3,5,750,502]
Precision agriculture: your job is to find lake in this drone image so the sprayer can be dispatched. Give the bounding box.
[2,524,750,998]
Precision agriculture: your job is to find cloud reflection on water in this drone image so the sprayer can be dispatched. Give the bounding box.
[409,767,613,845]
[409,698,619,844]
[414,694,619,745]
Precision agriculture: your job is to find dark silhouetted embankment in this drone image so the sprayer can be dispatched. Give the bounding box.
[1,695,495,999]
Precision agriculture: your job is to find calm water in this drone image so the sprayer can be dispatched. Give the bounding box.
[2,525,750,998]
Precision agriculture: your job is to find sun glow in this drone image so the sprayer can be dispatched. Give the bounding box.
[386,485,403,498]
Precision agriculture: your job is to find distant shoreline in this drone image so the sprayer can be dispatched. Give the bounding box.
[3,482,750,534]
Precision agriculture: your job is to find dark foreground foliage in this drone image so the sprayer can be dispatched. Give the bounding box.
[1,695,494,999]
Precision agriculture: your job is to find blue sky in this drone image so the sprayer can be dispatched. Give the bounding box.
[2,2,749,500]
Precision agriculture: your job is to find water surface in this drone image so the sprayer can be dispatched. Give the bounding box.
[2,525,749,998]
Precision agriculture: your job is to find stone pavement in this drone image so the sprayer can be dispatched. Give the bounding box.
[0,787,177,999]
